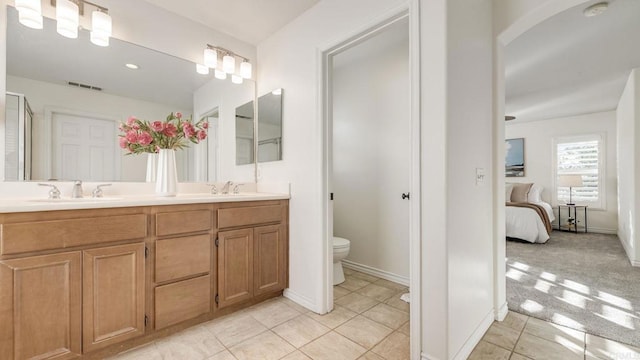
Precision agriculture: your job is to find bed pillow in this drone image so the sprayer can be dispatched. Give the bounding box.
[528,184,543,203]
[510,183,533,203]
[505,183,514,202]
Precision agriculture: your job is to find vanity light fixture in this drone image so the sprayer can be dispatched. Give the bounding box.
[15,0,112,46]
[15,0,43,29]
[222,53,236,73]
[203,47,218,68]
[56,0,79,38]
[231,74,243,84]
[196,64,209,75]
[240,60,252,79]
[214,69,227,80]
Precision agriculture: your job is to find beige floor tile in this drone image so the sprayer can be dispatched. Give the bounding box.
[359,351,385,359]
[585,333,640,359]
[514,333,584,360]
[248,298,302,328]
[468,341,511,360]
[335,315,394,349]
[356,284,397,302]
[335,292,380,313]
[334,286,351,299]
[373,279,408,292]
[109,343,163,360]
[155,325,225,360]
[482,322,521,351]
[398,321,410,336]
[300,331,367,360]
[349,271,381,283]
[279,297,312,314]
[228,331,295,360]
[307,305,358,329]
[344,267,355,275]
[205,350,237,360]
[384,291,410,313]
[339,277,372,291]
[502,311,528,332]
[371,331,410,360]
[282,350,313,360]
[272,314,331,348]
[510,353,532,360]
[522,317,585,348]
[203,313,268,347]
[362,303,410,329]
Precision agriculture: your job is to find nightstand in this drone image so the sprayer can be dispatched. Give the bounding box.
[557,205,588,233]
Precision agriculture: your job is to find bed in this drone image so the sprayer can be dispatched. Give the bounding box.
[506,183,555,244]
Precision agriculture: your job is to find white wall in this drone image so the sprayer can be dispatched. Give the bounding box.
[256,0,409,314]
[192,79,255,183]
[505,111,618,233]
[332,25,410,280]
[617,69,640,265]
[7,75,192,181]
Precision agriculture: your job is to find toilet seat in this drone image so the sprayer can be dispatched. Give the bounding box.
[333,236,350,249]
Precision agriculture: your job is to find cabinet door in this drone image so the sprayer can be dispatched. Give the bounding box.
[254,224,287,295]
[217,229,253,308]
[0,252,81,360]
[83,243,145,353]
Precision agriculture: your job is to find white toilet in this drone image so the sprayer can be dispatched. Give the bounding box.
[333,236,351,285]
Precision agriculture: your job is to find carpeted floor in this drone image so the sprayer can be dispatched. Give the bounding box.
[506,231,640,348]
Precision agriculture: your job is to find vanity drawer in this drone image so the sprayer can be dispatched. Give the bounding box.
[155,234,211,283]
[218,205,283,229]
[0,214,147,255]
[155,209,212,237]
[155,274,211,329]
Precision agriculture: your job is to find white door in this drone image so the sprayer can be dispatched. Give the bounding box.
[52,113,116,181]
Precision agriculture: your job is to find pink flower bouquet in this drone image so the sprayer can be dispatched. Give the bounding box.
[118,112,208,154]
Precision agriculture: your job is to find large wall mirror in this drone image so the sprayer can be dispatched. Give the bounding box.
[4,6,255,183]
[235,88,283,165]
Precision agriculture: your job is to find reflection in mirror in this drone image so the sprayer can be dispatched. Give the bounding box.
[258,89,283,162]
[5,6,253,182]
[235,102,255,165]
[199,107,219,180]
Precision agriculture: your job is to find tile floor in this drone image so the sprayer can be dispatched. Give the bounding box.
[470,311,640,360]
[110,268,410,360]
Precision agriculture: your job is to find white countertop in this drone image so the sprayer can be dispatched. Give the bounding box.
[0,182,291,213]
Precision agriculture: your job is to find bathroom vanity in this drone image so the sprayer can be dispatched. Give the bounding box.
[0,195,289,359]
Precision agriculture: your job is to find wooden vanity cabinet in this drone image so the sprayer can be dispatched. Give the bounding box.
[216,200,288,309]
[0,251,82,360]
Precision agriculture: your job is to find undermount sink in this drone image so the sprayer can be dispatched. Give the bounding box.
[29,197,124,203]
[174,193,259,198]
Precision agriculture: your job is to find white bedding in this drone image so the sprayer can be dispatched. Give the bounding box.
[505,201,555,244]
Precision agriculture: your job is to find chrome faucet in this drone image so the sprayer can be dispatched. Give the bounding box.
[38,183,61,199]
[207,184,218,195]
[72,180,83,198]
[221,181,233,194]
[92,184,112,198]
[233,184,244,194]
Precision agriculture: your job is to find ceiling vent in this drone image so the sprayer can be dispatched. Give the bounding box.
[67,81,102,91]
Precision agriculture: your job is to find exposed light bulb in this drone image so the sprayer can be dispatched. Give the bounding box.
[214,69,227,80]
[56,0,79,39]
[90,10,112,47]
[231,75,243,84]
[15,0,43,29]
[196,64,209,75]
[240,61,252,79]
[222,54,235,73]
[204,48,218,68]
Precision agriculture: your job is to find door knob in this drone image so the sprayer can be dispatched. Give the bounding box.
[402,193,410,200]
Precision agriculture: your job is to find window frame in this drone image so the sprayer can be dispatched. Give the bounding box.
[552,133,606,209]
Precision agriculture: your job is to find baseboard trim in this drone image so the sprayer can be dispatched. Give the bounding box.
[342,260,410,286]
[495,302,508,321]
[619,237,640,267]
[587,227,617,234]
[283,289,322,314]
[452,309,494,360]
[421,353,441,360]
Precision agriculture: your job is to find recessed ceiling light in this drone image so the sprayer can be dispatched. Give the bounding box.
[125,63,139,70]
[583,2,608,17]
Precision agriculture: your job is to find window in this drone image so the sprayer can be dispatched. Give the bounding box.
[554,134,604,208]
